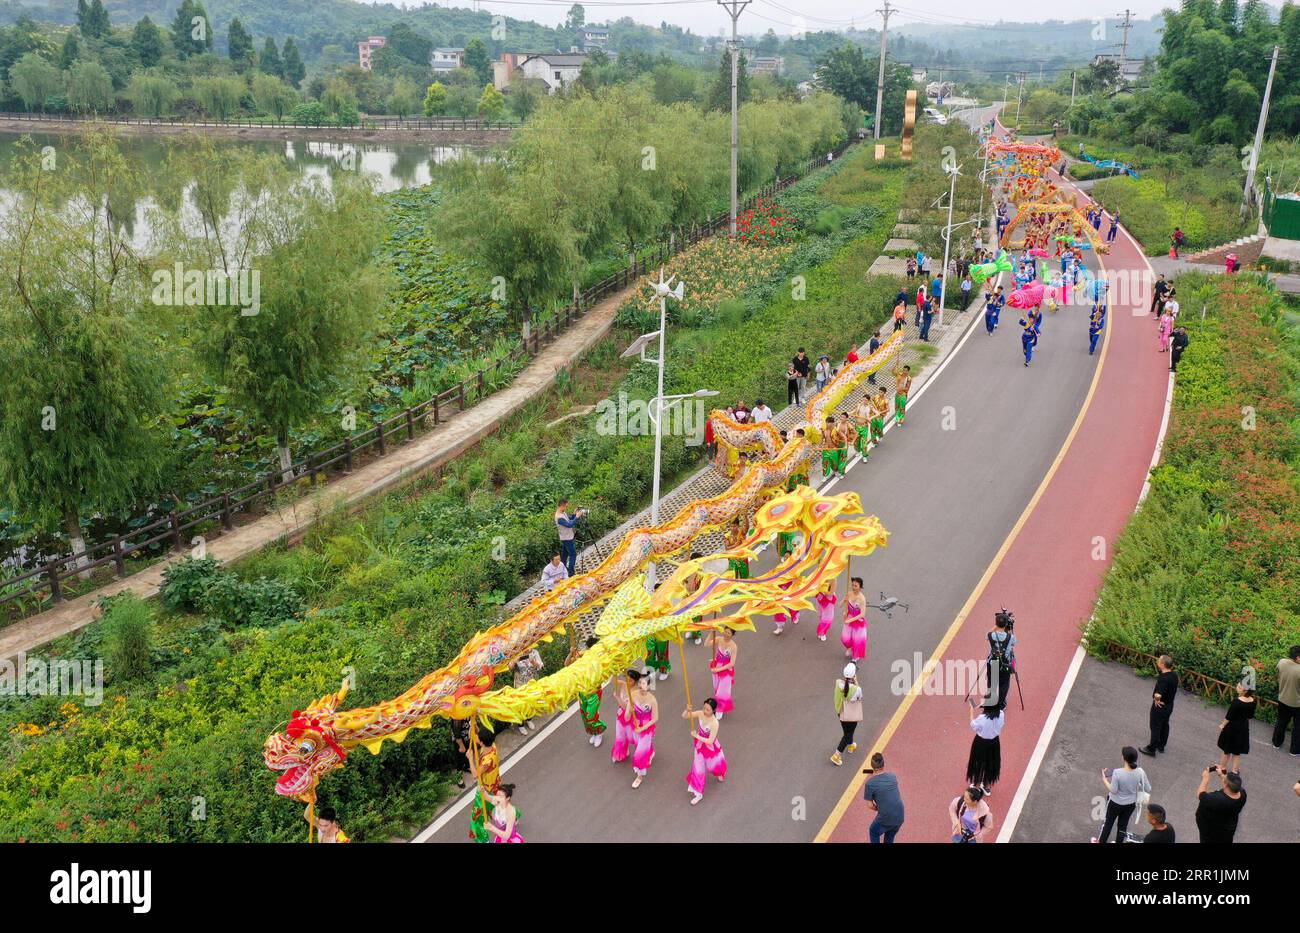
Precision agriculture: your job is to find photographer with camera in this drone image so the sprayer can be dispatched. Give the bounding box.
[986,609,1018,712]
[554,498,588,576]
[948,786,992,843]
[1195,767,1246,843]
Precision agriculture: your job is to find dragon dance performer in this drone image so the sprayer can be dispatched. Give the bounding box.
[893,365,913,427]
[645,634,671,681]
[684,552,706,645]
[725,517,749,580]
[869,389,889,447]
[815,576,837,641]
[984,291,998,335]
[853,395,874,460]
[1089,302,1106,356]
[468,726,502,843]
[576,636,608,746]
[1020,313,1040,366]
[772,578,800,635]
[786,428,810,491]
[841,576,869,662]
[710,626,739,716]
[306,806,350,843]
[821,416,846,479]
[683,698,727,806]
[612,670,659,789]
[484,784,525,843]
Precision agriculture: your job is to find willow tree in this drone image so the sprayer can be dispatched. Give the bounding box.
[0,135,166,571]
[156,144,390,482]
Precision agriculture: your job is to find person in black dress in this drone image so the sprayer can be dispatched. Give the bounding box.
[965,702,1004,796]
[1216,682,1257,774]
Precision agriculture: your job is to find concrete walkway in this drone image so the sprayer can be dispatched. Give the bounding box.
[0,291,624,661]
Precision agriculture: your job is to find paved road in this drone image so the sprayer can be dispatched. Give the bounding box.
[1011,656,1299,843]
[825,112,1170,842]
[418,106,1151,843]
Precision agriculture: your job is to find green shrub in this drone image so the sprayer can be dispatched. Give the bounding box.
[101,594,154,682]
[160,557,223,612]
[198,574,306,629]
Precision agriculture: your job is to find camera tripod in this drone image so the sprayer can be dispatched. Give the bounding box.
[964,657,1025,711]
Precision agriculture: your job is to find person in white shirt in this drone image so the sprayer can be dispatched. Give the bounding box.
[1165,296,1179,320]
[540,553,569,592]
[751,399,772,423]
[814,355,833,392]
[966,703,1005,797]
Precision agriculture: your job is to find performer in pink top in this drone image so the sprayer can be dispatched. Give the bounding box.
[710,627,739,716]
[485,784,524,843]
[815,577,837,641]
[841,576,868,662]
[683,698,727,805]
[625,670,658,789]
[610,676,636,765]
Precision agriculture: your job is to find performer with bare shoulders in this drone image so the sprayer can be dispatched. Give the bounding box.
[710,626,739,717]
[682,698,727,805]
[841,576,869,662]
[893,365,913,427]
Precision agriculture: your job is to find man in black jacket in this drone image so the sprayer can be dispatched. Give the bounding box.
[1140,655,1178,755]
[1170,327,1189,372]
[791,348,811,404]
[1150,274,1169,315]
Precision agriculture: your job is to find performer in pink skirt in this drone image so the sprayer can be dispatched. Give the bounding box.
[815,578,838,641]
[610,676,636,765]
[772,580,800,635]
[627,670,659,788]
[683,698,727,805]
[485,784,524,843]
[841,576,868,662]
[710,627,739,717]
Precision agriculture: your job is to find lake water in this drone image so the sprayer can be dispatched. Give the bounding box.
[0,131,483,248]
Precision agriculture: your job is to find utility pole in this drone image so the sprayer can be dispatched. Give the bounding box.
[873,0,893,140]
[1116,10,1134,67]
[1069,70,1077,134]
[1243,44,1280,220]
[1015,72,1025,125]
[718,0,749,235]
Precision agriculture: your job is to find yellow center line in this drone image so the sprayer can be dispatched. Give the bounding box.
[814,206,1116,843]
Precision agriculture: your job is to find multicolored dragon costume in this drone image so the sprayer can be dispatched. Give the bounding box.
[264,331,904,824]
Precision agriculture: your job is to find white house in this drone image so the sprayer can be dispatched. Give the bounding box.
[431,47,465,72]
[518,52,589,93]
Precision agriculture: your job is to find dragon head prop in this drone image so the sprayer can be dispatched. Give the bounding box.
[263,681,350,801]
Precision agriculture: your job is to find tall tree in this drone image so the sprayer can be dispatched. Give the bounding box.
[281,38,306,88]
[86,0,110,39]
[59,29,80,70]
[227,18,254,68]
[259,36,283,77]
[423,80,447,115]
[464,38,492,86]
[704,48,750,112]
[171,0,213,58]
[131,16,164,68]
[162,150,389,482]
[127,69,179,117]
[66,58,114,112]
[9,52,61,111]
[0,135,165,570]
[386,22,432,66]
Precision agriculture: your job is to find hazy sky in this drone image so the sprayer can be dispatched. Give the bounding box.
[381,1,1171,35]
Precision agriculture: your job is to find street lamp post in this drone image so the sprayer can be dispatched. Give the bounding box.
[937,162,960,329]
[622,269,719,588]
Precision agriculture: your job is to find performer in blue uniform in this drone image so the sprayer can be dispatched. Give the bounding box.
[1019,313,1039,366]
[1088,303,1106,355]
[984,292,998,335]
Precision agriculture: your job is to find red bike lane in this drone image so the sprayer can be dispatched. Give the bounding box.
[822,156,1171,843]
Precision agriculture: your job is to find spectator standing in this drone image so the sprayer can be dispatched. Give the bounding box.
[866,331,882,384]
[960,273,973,310]
[893,297,907,333]
[1150,274,1168,315]
[966,703,1005,796]
[864,752,906,843]
[786,364,801,406]
[792,348,811,403]
[1140,654,1178,756]
[1272,645,1300,755]
[1195,768,1246,843]
[1170,327,1190,372]
[906,257,916,280]
[1142,804,1175,843]
[814,355,832,393]
[919,297,934,342]
[830,662,863,766]
[751,399,772,423]
[555,499,586,575]
[540,553,569,592]
[1216,682,1257,774]
[1094,746,1151,843]
[914,281,927,326]
[949,786,992,843]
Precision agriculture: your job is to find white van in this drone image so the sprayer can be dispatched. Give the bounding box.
[923,107,948,125]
